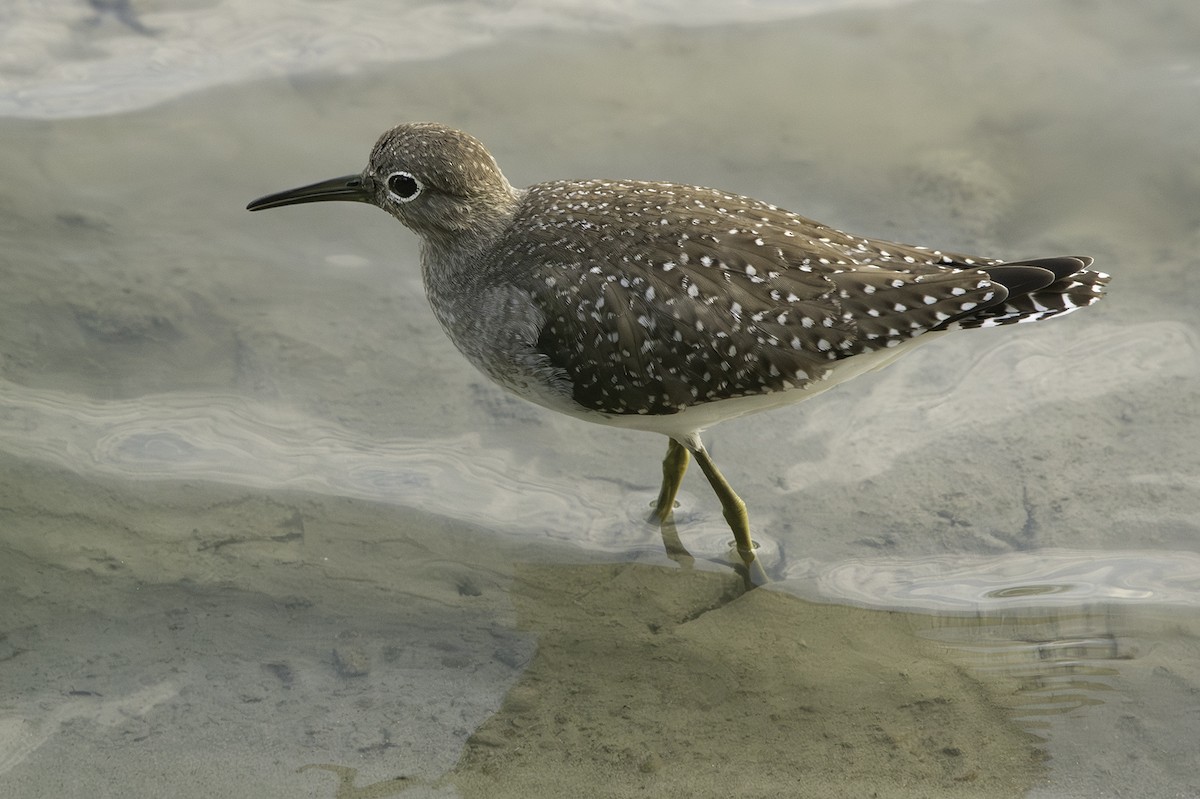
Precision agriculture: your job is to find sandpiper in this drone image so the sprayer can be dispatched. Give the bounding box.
[248,122,1108,572]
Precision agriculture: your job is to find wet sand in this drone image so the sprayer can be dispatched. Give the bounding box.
[451,563,1044,799]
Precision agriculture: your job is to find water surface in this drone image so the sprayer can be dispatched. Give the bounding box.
[2,1,1198,797]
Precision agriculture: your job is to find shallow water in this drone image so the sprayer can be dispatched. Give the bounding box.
[2,1,1199,797]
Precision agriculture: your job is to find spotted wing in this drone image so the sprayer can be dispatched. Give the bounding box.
[504,180,1041,416]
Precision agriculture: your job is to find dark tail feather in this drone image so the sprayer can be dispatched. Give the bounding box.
[1004,256,1095,281]
[952,256,1109,329]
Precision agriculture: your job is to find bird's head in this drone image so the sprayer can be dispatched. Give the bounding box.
[247,122,519,249]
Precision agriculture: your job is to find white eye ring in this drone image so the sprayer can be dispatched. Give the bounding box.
[386,171,423,202]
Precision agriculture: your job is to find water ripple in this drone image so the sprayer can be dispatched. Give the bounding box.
[781,321,1199,490]
[0,379,624,546]
[802,549,1200,611]
[1,0,914,119]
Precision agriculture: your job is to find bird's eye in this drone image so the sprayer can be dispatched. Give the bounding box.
[386,172,422,202]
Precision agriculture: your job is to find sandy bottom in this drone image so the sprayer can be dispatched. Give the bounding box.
[450,563,1043,799]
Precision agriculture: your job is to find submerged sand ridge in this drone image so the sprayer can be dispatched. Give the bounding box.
[449,563,1044,799]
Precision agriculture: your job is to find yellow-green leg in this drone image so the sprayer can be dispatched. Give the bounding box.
[653,438,694,566]
[685,437,755,560]
[654,434,764,584]
[653,437,690,522]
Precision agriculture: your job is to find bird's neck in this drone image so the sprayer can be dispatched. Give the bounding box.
[419,186,523,290]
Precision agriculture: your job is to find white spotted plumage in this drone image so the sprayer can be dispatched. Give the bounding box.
[410,173,1104,420]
